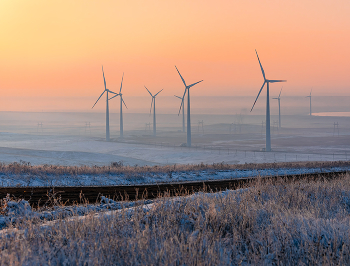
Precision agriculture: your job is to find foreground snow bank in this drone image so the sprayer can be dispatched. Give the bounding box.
[0,194,152,230]
[0,165,349,187]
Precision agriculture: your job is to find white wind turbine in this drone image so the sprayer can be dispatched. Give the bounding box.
[250,50,286,152]
[272,87,283,129]
[145,86,163,136]
[174,94,185,132]
[92,66,118,141]
[176,66,203,147]
[306,90,312,116]
[109,73,127,138]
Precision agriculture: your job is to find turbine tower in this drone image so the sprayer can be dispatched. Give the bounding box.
[174,95,185,132]
[175,66,203,147]
[109,73,127,138]
[250,50,286,152]
[306,90,312,116]
[272,87,283,129]
[92,66,118,141]
[145,86,163,136]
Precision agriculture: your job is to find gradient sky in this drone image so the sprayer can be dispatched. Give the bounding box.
[0,0,349,111]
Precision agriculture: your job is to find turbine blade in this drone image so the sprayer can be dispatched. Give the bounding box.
[250,81,266,112]
[154,89,163,97]
[109,94,120,101]
[107,89,118,95]
[174,95,182,100]
[122,97,128,109]
[92,90,105,109]
[188,80,203,88]
[279,87,283,98]
[145,86,153,97]
[268,80,286,83]
[175,66,187,87]
[178,89,187,116]
[102,66,107,91]
[255,50,266,80]
[150,98,153,114]
[119,73,124,94]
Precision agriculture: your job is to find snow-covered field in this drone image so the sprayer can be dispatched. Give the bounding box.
[0,130,348,167]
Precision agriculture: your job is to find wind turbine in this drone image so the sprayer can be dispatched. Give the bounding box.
[174,94,185,132]
[145,86,163,136]
[306,90,312,116]
[175,66,203,147]
[109,73,127,138]
[92,66,118,141]
[272,87,283,129]
[250,50,286,152]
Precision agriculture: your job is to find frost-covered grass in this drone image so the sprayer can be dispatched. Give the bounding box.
[1,173,350,265]
[1,160,350,187]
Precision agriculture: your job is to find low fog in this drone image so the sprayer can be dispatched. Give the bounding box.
[0,95,349,166]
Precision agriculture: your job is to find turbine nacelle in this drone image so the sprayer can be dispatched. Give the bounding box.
[251,51,286,112]
[306,90,312,98]
[109,73,128,109]
[175,65,203,116]
[272,87,283,100]
[145,86,163,115]
[91,66,118,109]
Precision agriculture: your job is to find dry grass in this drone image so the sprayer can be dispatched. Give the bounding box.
[1,160,349,176]
[1,173,350,265]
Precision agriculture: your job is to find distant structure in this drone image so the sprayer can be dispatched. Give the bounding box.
[85,122,91,134]
[37,122,43,132]
[197,120,204,133]
[236,113,243,133]
[174,95,185,132]
[333,122,339,136]
[109,73,127,138]
[272,120,279,132]
[145,122,151,131]
[175,66,203,147]
[229,123,236,134]
[230,114,243,134]
[272,87,283,128]
[92,66,118,141]
[261,120,265,135]
[306,90,312,116]
[250,50,286,152]
[145,86,163,136]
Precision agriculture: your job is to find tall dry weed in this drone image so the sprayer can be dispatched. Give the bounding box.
[1,173,350,265]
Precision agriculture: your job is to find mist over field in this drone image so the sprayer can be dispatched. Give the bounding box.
[2,95,350,115]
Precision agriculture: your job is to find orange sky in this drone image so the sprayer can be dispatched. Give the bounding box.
[0,0,349,111]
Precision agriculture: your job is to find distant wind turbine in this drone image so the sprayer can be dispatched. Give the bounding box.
[145,86,163,136]
[174,94,185,132]
[306,90,312,116]
[176,66,203,147]
[92,66,118,141]
[272,87,283,129]
[109,73,127,138]
[250,50,286,152]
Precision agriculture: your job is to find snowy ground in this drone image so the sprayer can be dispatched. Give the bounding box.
[0,132,348,168]
[0,165,349,187]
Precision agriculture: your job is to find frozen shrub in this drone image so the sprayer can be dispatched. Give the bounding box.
[0,174,350,264]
